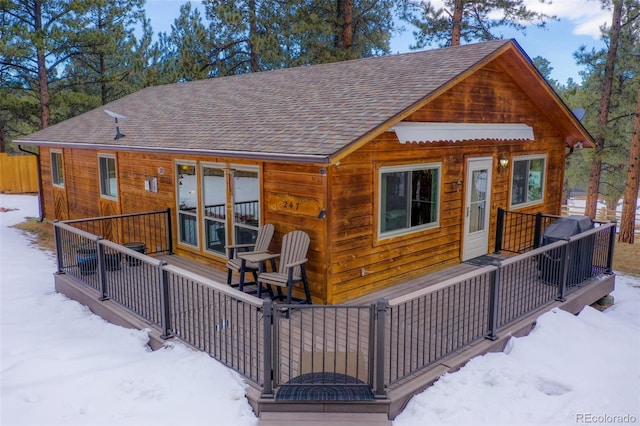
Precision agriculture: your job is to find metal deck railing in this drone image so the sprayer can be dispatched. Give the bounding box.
[53,210,616,398]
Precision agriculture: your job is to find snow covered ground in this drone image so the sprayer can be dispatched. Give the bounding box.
[1,193,639,426]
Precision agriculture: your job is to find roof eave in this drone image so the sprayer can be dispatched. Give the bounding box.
[14,140,332,164]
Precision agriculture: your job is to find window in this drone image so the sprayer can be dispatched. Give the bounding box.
[98,155,118,198]
[51,151,64,187]
[202,164,226,254]
[511,155,546,207]
[232,167,260,246]
[379,164,440,237]
[177,162,198,247]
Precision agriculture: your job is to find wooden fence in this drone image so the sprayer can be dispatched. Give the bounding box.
[563,202,640,232]
[0,153,38,193]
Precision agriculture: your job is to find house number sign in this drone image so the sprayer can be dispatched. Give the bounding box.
[269,193,321,218]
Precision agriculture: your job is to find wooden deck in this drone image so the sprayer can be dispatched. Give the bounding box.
[55,252,615,422]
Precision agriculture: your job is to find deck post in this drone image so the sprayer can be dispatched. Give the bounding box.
[165,208,173,254]
[53,221,64,274]
[533,212,543,249]
[374,299,387,399]
[485,267,500,341]
[97,238,109,301]
[261,299,274,398]
[606,221,616,274]
[159,263,173,339]
[556,243,569,302]
[494,208,505,253]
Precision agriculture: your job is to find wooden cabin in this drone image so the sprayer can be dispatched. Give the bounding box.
[17,39,594,304]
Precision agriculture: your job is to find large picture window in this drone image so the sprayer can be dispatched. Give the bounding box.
[51,150,64,187]
[98,155,117,198]
[510,155,546,207]
[379,163,440,237]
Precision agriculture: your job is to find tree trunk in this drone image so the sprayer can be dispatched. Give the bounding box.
[336,0,353,50]
[451,0,463,46]
[100,52,108,105]
[35,0,50,129]
[0,117,5,153]
[98,8,108,105]
[249,0,259,73]
[618,84,640,243]
[585,0,622,218]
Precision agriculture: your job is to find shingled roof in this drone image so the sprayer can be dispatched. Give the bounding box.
[17,39,527,162]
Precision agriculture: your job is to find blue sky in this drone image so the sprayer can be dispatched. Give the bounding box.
[144,0,610,85]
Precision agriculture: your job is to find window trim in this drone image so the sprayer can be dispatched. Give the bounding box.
[176,160,199,249]
[230,164,261,246]
[98,154,118,200]
[509,154,547,208]
[51,150,64,188]
[377,162,441,240]
[201,162,227,257]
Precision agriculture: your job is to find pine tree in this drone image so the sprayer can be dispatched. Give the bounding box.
[399,0,556,47]
[562,0,639,225]
[0,0,88,129]
[157,3,214,82]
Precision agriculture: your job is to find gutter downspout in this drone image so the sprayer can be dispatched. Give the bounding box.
[17,145,44,222]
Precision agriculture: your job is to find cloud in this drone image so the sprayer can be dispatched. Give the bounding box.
[425,0,611,40]
[523,0,611,39]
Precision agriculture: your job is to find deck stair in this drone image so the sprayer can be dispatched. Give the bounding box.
[258,411,391,425]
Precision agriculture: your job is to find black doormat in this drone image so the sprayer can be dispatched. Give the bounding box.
[275,372,375,401]
[464,254,504,267]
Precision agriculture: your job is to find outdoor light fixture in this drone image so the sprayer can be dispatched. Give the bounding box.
[499,156,509,171]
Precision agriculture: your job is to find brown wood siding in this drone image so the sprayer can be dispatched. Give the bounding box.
[39,149,329,302]
[38,150,110,219]
[263,162,328,302]
[325,61,566,303]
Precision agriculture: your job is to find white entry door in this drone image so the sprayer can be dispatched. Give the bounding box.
[462,158,493,261]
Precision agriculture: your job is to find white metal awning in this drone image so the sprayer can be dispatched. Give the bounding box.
[389,122,535,144]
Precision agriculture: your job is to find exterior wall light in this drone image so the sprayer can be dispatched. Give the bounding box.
[499,156,509,171]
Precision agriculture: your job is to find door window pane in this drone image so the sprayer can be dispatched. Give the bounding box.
[469,170,488,233]
[51,151,64,187]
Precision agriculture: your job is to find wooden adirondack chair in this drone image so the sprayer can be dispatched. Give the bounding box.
[226,224,274,290]
[257,230,312,306]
